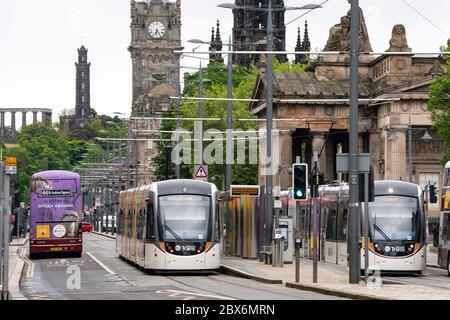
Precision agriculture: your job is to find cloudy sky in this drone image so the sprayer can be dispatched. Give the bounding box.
[0,0,448,125]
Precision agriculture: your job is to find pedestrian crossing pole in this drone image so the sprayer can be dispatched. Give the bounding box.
[1,167,11,300]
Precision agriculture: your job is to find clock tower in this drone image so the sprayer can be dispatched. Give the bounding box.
[129,0,182,185]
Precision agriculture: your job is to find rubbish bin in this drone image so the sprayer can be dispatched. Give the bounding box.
[272,229,284,267]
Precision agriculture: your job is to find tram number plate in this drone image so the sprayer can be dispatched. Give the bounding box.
[181,245,195,252]
[50,247,63,251]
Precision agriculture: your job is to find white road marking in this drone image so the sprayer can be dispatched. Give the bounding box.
[160,289,236,300]
[19,247,35,278]
[86,251,116,275]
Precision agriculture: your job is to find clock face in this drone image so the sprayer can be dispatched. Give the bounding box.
[148,21,165,39]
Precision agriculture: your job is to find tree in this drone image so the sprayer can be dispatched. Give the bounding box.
[4,123,89,204]
[153,59,307,189]
[428,47,450,164]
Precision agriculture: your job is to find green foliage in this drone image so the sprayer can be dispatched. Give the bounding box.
[428,46,450,164]
[3,123,89,203]
[154,59,305,189]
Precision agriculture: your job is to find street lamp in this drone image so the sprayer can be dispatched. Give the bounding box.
[219,1,321,251]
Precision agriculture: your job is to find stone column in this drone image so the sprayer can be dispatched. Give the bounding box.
[311,130,328,175]
[278,131,293,190]
[0,112,4,137]
[33,112,38,124]
[22,111,27,130]
[369,131,382,180]
[11,112,16,139]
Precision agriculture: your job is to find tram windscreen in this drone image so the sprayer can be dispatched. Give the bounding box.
[369,196,419,242]
[159,195,210,241]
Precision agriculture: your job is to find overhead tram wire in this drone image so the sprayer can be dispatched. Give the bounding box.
[285,0,330,26]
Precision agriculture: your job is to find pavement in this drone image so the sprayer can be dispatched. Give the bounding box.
[0,237,28,300]
[221,248,450,300]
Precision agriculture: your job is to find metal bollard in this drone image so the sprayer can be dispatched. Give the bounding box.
[272,236,284,267]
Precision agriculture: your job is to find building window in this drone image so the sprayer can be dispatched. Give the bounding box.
[81,109,85,117]
[82,95,85,103]
[147,140,154,150]
[81,71,85,78]
[81,83,85,90]
[419,173,440,209]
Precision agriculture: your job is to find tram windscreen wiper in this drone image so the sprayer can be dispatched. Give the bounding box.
[163,225,183,241]
[373,224,391,242]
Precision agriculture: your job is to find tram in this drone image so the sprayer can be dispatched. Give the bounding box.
[116,179,221,271]
[437,161,450,275]
[281,180,427,274]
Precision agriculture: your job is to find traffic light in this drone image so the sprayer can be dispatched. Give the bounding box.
[429,184,438,203]
[292,163,308,201]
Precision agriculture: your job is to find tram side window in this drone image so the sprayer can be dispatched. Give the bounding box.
[325,209,337,240]
[146,201,155,240]
[127,210,132,236]
[118,209,124,234]
[337,209,348,241]
[138,209,143,240]
[446,214,450,241]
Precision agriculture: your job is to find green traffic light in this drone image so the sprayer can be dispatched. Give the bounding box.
[295,189,303,198]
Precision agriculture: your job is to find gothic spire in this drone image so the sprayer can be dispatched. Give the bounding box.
[302,20,311,52]
[295,26,303,64]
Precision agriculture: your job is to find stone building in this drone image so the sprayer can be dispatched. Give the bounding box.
[250,6,447,215]
[129,0,181,186]
[64,46,93,131]
[233,0,287,66]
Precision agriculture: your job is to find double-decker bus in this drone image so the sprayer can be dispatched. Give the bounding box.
[438,161,450,275]
[29,171,83,259]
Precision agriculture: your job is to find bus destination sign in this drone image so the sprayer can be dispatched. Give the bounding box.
[230,185,260,197]
[41,190,72,197]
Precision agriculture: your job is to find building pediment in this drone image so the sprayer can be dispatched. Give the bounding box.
[382,77,435,95]
[250,71,374,115]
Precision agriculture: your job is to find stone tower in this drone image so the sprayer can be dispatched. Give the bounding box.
[129,0,182,184]
[233,0,286,67]
[75,46,91,119]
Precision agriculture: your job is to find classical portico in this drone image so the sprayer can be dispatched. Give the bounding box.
[0,108,52,141]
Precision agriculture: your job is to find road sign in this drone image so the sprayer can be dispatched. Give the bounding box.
[230,185,261,197]
[5,157,17,166]
[5,156,17,175]
[194,165,208,180]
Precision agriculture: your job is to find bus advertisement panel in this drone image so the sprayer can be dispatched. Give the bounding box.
[29,171,82,258]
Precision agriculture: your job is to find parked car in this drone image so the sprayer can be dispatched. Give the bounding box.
[82,222,93,233]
